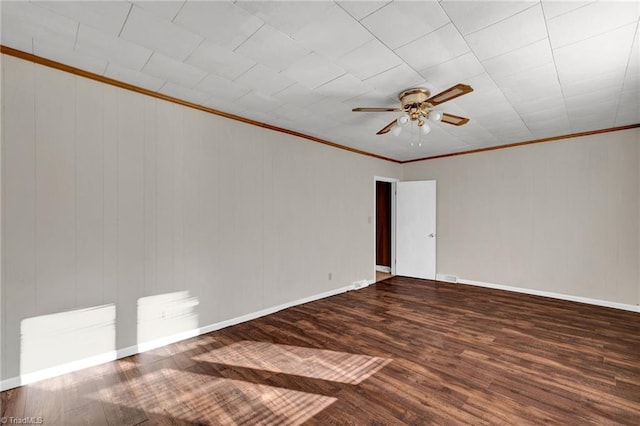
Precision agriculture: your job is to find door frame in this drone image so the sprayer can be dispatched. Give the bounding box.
[374,176,399,277]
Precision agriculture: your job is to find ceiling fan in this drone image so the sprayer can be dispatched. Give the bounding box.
[352,84,473,136]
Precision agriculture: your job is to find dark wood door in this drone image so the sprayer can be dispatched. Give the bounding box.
[376,181,392,267]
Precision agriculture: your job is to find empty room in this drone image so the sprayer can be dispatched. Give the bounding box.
[1,0,639,424]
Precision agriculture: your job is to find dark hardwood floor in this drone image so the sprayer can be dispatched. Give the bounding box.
[2,276,639,425]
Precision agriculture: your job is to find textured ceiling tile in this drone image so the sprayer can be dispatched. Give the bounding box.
[568,105,617,132]
[0,30,33,54]
[310,98,358,123]
[174,1,263,50]
[33,0,131,36]
[540,0,593,19]
[461,72,500,95]
[363,64,425,95]
[293,4,373,59]
[272,103,313,121]
[624,28,640,76]
[234,1,334,36]
[342,91,398,111]
[337,1,391,21]
[235,25,310,72]
[132,1,185,21]
[419,52,485,89]
[441,0,538,35]
[361,0,450,49]
[233,90,283,113]
[120,6,203,62]
[75,25,152,72]
[622,68,639,93]
[195,73,250,102]
[272,83,318,106]
[315,74,373,102]
[234,64,295,96]
[615,89,640,126]
[456,88,516,120]
[395,23,469,71]
[186,40,255,81]
[336,39,403,81]
[33,38,107,76]
[564,87,622,112]
[482,38,553,82]
[498,63,563,105]
[547,1,640,49]
[142,53,207,88]
[282,53,346,90]
[2,1,78,52]
[560,70,625,99]
[519,104,568,124]
[104,63,165,92]
[554,23,636,86]
[513,93,567,114]
[529,123,573,139]
[466,4,547,61]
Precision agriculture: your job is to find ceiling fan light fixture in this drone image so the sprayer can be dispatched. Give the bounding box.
[397,114,410,127]
[429,111,442,122]
[391,125,403,136]
[420,121,431,135]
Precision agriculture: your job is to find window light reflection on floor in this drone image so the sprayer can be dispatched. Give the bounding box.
[193,341,391,385]
[89,368,337,425]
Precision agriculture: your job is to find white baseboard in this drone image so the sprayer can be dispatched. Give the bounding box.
[375,265,391,273]
[454,277,640,313]
[0,281,365,391]
[435,273,458,283]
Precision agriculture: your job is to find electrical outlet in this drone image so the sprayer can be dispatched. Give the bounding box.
[328,272,332,280]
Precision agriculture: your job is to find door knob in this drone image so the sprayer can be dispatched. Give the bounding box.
[428,233,435,238]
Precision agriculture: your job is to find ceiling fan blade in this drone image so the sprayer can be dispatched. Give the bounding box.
[376,119,398,135]
[441,113,470,126]
[426,84,473,106]
[352,107,403,112]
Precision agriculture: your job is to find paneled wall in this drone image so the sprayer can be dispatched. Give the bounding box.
[1,55,401,381]
[403,128,640,306]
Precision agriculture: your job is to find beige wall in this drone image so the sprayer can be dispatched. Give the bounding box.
[2,52,638,384]
[403,128,640,306]
[0,55,401,381]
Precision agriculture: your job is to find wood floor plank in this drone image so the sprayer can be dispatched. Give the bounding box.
[1,277,639,424]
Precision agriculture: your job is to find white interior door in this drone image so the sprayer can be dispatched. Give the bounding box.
[396,180,436,279]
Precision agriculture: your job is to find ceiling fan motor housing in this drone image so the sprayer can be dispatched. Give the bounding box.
[398,88,433,110]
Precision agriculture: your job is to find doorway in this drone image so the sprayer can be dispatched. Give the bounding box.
[375,177,397,282]
[376,181,392,270]
[374,178,437,282]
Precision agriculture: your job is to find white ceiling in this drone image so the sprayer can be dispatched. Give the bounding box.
[2,0,639,162]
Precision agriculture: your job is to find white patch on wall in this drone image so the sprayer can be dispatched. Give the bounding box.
[20,304,116,375]
[137,291,199,349]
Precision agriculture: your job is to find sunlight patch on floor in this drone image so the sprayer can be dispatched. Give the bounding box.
[193,341,391,384]
[89,368,336,425]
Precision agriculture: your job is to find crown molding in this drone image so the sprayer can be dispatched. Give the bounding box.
[0,45,400,164]
[400,123,640,164]
[2,45,638,166]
